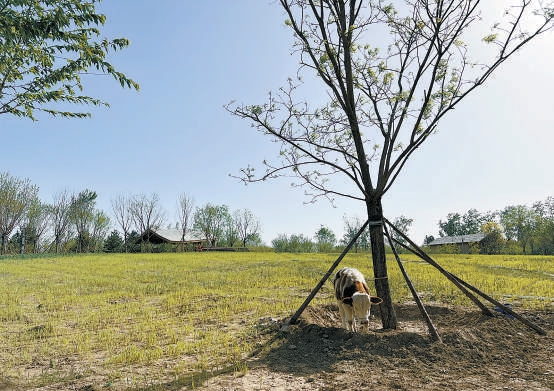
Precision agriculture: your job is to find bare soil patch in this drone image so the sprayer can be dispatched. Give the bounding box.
[196,303,554,391]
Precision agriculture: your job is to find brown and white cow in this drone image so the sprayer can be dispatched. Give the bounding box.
[333,267,381,332]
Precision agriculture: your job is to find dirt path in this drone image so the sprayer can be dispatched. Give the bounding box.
[195,303,554,391]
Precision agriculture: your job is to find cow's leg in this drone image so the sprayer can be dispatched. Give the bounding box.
[338,301,348,329]
[343,304,354,331]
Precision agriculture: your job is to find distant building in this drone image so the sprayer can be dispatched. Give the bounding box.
[428,233,486,254]
[137,228,207,250]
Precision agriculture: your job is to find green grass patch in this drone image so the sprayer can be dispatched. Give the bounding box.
[0,252,551,389]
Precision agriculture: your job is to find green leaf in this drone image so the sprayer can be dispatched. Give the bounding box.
[0,0,139,120]
[482,33,498,43]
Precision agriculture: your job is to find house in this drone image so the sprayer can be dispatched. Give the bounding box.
[137,228,207,250]
[428,233,486,253]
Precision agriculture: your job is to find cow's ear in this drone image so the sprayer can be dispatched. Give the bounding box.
[342,297,353,305]
[370,296,383,305]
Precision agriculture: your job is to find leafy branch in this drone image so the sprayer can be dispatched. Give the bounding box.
[0,0,139,120]
[228,0,554,201]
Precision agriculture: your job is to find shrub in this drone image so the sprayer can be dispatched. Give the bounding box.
[104,231,124,253]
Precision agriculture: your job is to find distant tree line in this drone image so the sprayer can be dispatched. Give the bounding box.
[272,215,413,253]
[104,200,264,253]
[3,171,552,255]
[0,172,262,255]
[272,225,343,253]
[426,197,554,255]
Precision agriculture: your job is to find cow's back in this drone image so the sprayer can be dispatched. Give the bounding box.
[334,267,369,300]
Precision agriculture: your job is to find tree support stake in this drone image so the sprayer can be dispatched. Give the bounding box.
[452,274,547,336]
[383,222,442,342]
[383,217,547,336]
[384,218,492,315]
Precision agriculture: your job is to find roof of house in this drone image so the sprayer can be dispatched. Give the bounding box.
[138,228,206,244]
[428,233,486,246]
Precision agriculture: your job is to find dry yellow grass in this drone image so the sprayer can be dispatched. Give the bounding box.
[0,252,551,389]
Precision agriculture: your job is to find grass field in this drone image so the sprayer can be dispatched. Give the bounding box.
[0,252,552,389]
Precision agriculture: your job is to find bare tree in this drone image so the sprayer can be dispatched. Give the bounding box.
[233,209,261,247]
[111,194,133,251]
[130,193,166,241]
[49,190,73,253]
[228,1,554,328]
[341,215,370,252]
[390,215,414,247]
[0,172,39,254]
[90,210,111,252]
[69,189,97,253]
[22,198,51,253]
[177,193,195,242]
[225,219,240,247]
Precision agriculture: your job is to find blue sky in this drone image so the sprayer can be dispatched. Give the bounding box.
[2,1,553,245]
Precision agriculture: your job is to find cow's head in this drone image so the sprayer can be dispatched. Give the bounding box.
[351,292,371,325]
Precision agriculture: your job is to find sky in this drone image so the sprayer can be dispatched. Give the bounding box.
[2,1,554,246]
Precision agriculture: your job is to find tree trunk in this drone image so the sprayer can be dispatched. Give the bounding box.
[20,227,25,254]
[367,195,398,329]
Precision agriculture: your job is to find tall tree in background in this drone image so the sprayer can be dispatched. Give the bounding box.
[0,0,138,119]
[341,215,371,252]
[531,197,554,254]
[130,193,166,242]
[193,204,231,247]
[233,208,261,247]
[22,198,51,253]
[390,215,414,246]
[177,193,194,242]
[438,212,462,236]
[460,209,485,235]
[315,225,336,252]
[111,194,133,251]
[0,172,38,254]
[224,218,239,247]
[229,1,554,328]
[90,210,110,252]
[49,190,73,253]
[439,209,499,237]
[500,204,535,252]
[69,189,97,253]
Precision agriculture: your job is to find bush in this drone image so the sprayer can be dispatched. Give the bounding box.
[503,240,523,255]
[272,233,315,253]
[104,231,124,253]
[479,233,505,255]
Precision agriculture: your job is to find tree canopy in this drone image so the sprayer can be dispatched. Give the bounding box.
[229,1,554,202]
[193,204,232,247]
[438,208,493,237]
[0,0,139,119]
[228,0,554,329]
[0,171,38,254]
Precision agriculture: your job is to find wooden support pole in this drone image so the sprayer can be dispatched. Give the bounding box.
[383,218,492,315]
[384,218,547,336]
[384,224,442,342]
[452,275,547,335]
[287,220,370,325]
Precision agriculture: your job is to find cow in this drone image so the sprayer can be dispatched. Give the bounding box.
[333,267,381,332]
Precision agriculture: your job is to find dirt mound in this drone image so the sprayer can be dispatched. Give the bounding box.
[197,303,554,391]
